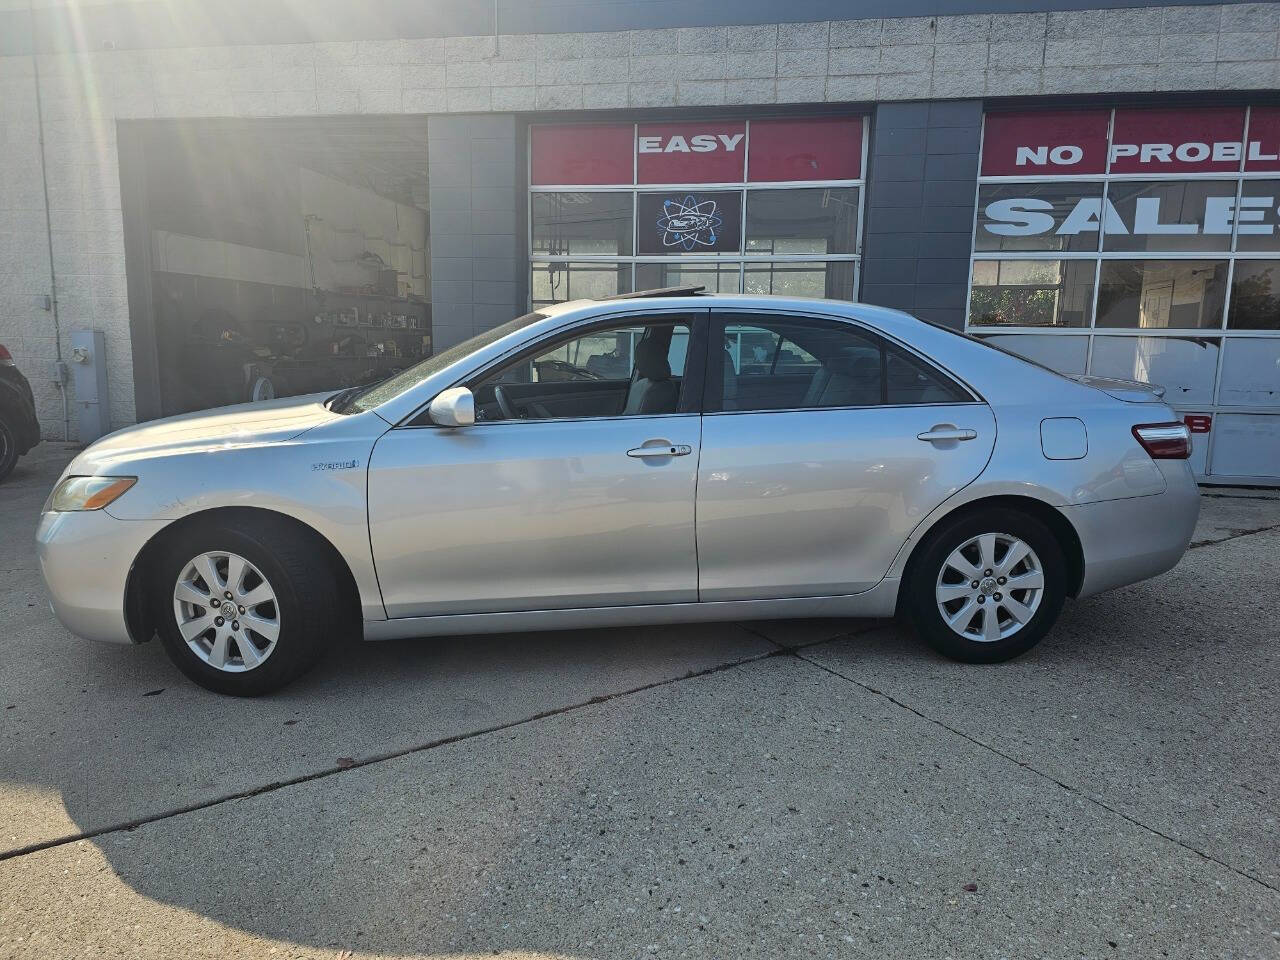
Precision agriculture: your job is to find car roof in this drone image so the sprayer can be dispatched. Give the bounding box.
[538,293,926,338]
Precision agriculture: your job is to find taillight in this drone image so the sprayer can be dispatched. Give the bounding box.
[0,344,12,365]
[1132,421,1192,459]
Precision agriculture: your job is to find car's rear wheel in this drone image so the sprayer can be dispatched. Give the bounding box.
[0,410,19,482]
[152,517,339,695]
[904,508,1066,663]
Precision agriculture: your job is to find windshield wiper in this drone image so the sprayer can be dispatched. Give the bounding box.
[325,386,363,413]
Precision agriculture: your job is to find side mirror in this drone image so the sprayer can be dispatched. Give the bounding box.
[428,386,475,427]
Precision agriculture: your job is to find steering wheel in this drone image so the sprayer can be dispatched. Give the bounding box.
[493,384,519,420]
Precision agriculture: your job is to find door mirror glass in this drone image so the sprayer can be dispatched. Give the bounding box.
[428,387,476,427]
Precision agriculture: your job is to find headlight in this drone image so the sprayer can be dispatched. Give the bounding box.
[46,476,137,512]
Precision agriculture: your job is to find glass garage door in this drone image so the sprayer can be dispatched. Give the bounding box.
[968,105,1280,485]
[527,117,866,310]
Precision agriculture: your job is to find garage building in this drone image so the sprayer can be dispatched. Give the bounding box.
[1,0,1277,482]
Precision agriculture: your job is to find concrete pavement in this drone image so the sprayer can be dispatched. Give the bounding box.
[2,444,1278,958]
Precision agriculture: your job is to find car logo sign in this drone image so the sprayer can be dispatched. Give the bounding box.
[656,195,723,251]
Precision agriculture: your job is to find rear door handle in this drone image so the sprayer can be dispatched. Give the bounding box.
[627,442,692,458]
[917,427,978,442]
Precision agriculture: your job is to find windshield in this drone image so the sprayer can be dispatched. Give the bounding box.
[338,312,547,414]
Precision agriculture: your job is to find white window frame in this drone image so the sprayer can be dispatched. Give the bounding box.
[528,118,868,307]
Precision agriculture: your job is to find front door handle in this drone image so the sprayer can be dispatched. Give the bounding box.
[917,426,978,442]
[627,442,692,458]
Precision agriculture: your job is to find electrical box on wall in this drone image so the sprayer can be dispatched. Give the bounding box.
[69,330,110,443]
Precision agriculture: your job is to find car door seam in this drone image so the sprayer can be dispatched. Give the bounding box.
[364,426,394,621]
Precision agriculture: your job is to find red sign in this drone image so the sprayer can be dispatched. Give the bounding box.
[1184,414,1212,434]
[530,123,633,186]
[1109,106,1246,174]
[981,110,1109,177]
[1244,106,1280,172]
[531,118,865,186]
[636,121,746,184]
[748,117,863,181]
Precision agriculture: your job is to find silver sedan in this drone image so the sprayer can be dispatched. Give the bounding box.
[37,291,1200,695]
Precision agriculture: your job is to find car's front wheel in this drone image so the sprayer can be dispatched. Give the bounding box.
[152,517,339,695]
[904,508,1066,663]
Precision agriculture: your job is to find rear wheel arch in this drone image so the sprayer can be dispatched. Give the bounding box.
[124,506,362,645]
[900,495,1085,604]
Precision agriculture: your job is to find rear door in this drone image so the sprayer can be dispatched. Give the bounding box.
[697,311,996,601]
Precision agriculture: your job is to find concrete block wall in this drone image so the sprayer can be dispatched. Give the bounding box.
[427,114,526,350]
[1,51,128,439]
[860,101,983,331]
[0,3,1275,434]
[0,55,65,438]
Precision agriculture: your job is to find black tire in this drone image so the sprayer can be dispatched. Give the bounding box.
[903,507,1066,664]
[151,515,340,695]
[0,409,18,482]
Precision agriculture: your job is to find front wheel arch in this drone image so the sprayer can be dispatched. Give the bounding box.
[124,506,362,645]
[898,495,1085,613]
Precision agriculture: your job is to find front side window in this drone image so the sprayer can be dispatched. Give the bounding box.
[341,312,545,414]
[713,315,968,413]
[471,318,698,422]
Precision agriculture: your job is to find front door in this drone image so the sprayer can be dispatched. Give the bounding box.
[696,312,996,601]
[368,312,707,618]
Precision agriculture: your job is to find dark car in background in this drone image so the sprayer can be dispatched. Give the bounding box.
[0,344,41,481]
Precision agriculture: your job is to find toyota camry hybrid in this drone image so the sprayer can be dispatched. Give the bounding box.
[37,289,1200,695]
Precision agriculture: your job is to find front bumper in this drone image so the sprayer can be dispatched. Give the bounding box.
[1063,460,1201,599]
[36,509,168,644]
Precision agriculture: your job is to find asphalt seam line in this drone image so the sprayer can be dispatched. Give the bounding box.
[0,645,787,864]
[786,647,1280,896]
[0,620,887,863]
[1188,522,1280,550]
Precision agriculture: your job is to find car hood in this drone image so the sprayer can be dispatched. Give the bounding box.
[1070,375,1167,403]
[70,392,341,471]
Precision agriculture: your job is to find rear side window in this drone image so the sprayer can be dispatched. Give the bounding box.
[885,349,968,404]
[712,314,970,412]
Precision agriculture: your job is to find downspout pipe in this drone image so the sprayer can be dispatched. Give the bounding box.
[29,0,70,441]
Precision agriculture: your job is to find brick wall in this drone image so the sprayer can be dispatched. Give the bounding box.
[0,3,1275,434]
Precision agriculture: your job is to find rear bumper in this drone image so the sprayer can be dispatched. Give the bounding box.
[36,509,167,644]
[1064,460,1200,599]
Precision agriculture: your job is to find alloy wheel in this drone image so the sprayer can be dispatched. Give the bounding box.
[935,532,1045,643]
[172,551,281,672]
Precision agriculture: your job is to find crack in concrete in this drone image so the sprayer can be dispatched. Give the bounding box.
[1198,492,1279,502]
[778,644,1280,897]
[1189,522,1280,549]
[0,646,787,865]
